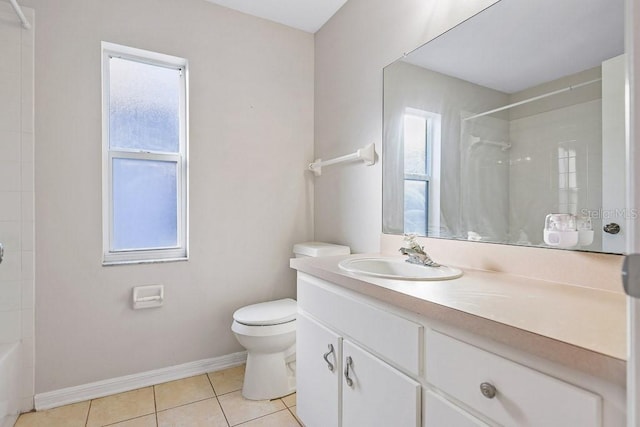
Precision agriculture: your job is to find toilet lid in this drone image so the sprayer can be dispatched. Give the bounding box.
[233,298,297,326]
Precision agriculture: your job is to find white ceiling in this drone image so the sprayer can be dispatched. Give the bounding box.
[204,0,348,33]
[403,0,624,93]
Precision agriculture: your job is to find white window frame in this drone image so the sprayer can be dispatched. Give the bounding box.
[403,108,441,236]
[101,42,189,265]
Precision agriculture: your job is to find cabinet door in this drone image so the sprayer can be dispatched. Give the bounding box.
[424,391,489,427]
[342,339,421,427]
[297,314,342,427]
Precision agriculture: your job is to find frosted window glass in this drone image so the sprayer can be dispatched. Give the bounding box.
[109,57,180,153]
[112,158,178,250]
[404,180,428,235]
[404,115,427,175]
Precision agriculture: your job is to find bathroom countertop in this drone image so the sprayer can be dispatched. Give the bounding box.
[290,254,627,384]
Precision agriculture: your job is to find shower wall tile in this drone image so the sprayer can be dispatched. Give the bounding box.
[0,280,20,312]
[21,279,33,310]
[0,310,21,342]
[0,192,21,221]
[21,43,33,134]
[21,308,33,338]
[0,39,19,75]
[21,220,33,251]
[21,132,33,161]
[21,191,33,222]
[21,251,33,280]
[21,337,34,369]
[0,74,21,132]
[0,10,20,44]
[0,220,21,250]
[20,9,35,409]
[0,131,20,160]
[21,163,33,192]
[0,4,35,416]
[509,99,602,248]
[0,160,21,192]
[0,245,20,282]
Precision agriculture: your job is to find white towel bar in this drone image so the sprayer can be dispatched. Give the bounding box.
[308,143,375,176]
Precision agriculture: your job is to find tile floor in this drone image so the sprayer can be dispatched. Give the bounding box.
[15,364,302,427]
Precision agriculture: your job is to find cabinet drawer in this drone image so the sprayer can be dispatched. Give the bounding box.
[298,273,422,376]
[424,391,490,427]
[426,330,601,427]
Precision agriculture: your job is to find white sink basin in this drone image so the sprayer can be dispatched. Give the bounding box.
[338,257,463,281]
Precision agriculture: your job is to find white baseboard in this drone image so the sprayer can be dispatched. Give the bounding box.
[34,351,247,411]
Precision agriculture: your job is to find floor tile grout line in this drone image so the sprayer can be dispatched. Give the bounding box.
[286,406,302,427]
[152,384,158,427]
[205,372,219,397]
[87,387,156,427]
[102,413,156,427]
[84,399,92,427]
[206,371,232,427]
[233,408,295,427]
[216,394,231,427]
[155,395,217,414]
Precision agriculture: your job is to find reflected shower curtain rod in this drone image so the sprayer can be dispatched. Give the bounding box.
[9,0,31,29]
[463,78,602,121]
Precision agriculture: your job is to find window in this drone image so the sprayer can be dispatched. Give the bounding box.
[558,146,578,214]
[102,42,188,264]
[403,109,441,236]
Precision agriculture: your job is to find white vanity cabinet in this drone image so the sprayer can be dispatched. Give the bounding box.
[296,273,422,427]
[295,272,621,427]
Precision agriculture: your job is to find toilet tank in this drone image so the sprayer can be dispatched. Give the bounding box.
[293,242,351,258]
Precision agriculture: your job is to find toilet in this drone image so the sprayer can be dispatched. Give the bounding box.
[232,242,350,400]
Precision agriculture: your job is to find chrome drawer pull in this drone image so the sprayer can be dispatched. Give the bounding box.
[344,356,354,387]
[323,344,335,372]
[480,382,497,399]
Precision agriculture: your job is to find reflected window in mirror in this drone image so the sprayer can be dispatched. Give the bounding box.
[403,109,441,237]
[558,147,578,215]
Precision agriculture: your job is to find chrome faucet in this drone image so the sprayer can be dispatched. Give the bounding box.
[399,234,440,267]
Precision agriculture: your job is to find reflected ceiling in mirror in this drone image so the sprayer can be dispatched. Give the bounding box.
[382,0,625,253]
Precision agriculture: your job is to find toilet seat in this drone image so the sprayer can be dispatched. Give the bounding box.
[231,319,296,337]
[233,298,297,326]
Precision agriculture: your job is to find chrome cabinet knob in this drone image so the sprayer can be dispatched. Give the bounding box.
[480,382,497,399]
[604,223,621,234]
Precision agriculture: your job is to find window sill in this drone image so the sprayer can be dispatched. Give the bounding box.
[102,256,188,267]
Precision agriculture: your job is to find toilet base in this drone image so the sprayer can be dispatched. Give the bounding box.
[242,346,296,400]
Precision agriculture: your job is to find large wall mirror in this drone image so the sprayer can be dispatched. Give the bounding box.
[383,0,626,253]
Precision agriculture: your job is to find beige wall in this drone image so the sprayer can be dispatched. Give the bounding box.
[314,0,500,253]
[26,0,314,393]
